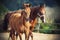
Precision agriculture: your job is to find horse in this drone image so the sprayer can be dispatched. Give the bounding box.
[28,5,46,40]
[8,9,31,40]
[9,4,31,40]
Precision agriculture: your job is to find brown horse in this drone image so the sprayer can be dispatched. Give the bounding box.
[28,4,46,40]
[8,9,31,40]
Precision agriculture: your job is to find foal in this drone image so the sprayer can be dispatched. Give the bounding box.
[8,3,31,40]
[8,10,31,40]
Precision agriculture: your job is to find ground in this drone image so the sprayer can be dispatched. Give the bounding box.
[0,32,60,40]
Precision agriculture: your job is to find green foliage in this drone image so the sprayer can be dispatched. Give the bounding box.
[40,23,57,29]
[0,4,8,13]
[34,23,60,34]
[40,23,58,33]
[0,3,9,19]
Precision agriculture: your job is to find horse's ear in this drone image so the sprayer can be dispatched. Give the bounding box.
[40,3,46,8]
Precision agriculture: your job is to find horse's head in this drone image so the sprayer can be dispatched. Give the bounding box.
[30,4,46,23]
[37,4,46,23]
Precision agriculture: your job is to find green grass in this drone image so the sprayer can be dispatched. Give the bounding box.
[34,23,60,34]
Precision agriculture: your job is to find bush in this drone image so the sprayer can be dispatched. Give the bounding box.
[34,23,60,34]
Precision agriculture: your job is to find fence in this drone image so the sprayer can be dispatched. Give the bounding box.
[33,23,60,34]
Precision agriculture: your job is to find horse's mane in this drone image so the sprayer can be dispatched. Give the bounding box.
[30,5,40,10]
[30,6,40,20]
[7,9,24,14]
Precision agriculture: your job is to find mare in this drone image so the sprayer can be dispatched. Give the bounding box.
[28,5,45,40]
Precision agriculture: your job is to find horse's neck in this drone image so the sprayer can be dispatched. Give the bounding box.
[30,8,37,20]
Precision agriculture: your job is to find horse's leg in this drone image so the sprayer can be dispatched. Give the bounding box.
[10,29,15,40]
[16,32,18,40]
[11,33,15,40]
[25,26,30,40]
[25,29,30,40]
[28,35,29,40]
[9,30,15,40]
[28,33,30,40]
[31,33,33,40]
[18,33,22,40]
[29,31,33,40]
[26,30,33,40]
[8,29,13,40]
[25,33,29,40]
[28,31,33,40]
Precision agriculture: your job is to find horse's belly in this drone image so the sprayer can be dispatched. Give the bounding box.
[17,25,25,33]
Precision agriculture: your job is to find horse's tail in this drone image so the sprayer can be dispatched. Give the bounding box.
[3,13,12,30]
